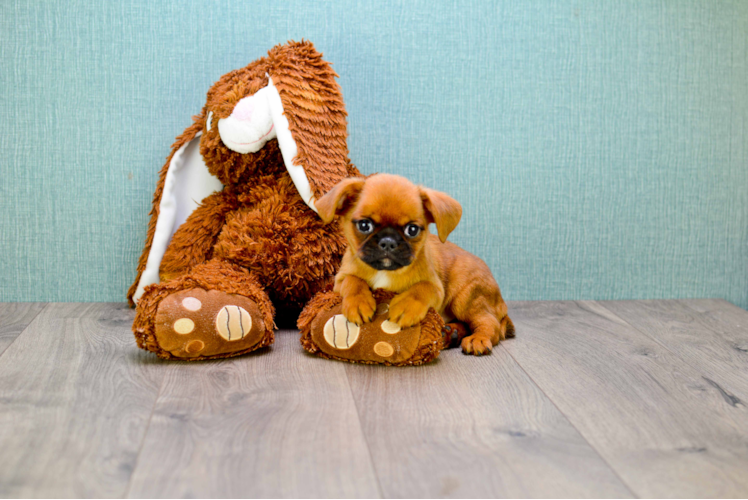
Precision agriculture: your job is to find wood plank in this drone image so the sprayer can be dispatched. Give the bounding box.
[0,302,45,356]
[0,302,164,498]
[684,298,748,319]
[345,341,633,498]
[126,330,380,499]
[506,300,748,498]
[679,298,748,351]
[598,299,748,401]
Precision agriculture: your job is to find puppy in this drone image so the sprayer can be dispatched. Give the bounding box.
[315,173,514,355]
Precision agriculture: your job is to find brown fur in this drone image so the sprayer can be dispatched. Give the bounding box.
[128,41,359,359]
[316,173,514,356]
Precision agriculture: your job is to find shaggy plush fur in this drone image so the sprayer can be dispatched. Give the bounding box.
[128,41,360,360]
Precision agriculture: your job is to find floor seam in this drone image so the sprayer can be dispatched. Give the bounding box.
[343,365,386,499]
[0,302,49,360]
[121,364,168,499]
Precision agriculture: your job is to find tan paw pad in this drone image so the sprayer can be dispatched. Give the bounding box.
[181,297,202,311]
[380,320,401,334]
[373,341,394,357]
[173,318,195,334]
[215,305,252,341]
[185,340,204,354]
[323,314,360,349]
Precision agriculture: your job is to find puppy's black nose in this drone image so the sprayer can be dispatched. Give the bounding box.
[378,236,398,252]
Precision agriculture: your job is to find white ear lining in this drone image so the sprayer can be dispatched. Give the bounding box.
[133,132,223,304]
[267,77,317,213]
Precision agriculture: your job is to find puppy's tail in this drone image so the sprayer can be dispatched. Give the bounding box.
[500,314,515,339]
[493,299,515,341]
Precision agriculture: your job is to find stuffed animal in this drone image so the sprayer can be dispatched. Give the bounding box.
[128,41,359,360]
[298,289,447,366]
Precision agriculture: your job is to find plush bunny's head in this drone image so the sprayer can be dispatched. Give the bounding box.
[197,41,350,202]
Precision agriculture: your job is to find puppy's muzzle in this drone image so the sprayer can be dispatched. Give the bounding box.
[360,227,414,271]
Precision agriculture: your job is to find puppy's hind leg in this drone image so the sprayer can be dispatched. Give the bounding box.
[461,313,500,355]
[459,299,514,355]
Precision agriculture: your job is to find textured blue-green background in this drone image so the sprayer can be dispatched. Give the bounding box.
[1,0,747,308]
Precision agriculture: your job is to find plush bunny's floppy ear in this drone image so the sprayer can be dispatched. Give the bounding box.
[265,76,317,212]
[204,41,353,214]
[266,41,352,206]
[128,117,223,305]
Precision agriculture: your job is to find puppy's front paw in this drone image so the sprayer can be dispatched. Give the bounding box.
[388,294,429,328]
[341,293,377,325]
[461,334,493,356]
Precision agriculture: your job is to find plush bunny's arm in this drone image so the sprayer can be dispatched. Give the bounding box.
[157,190,237,279]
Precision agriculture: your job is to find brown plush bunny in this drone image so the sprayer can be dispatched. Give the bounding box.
[128,41,360,360]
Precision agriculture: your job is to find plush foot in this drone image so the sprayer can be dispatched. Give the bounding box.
[153,288,270,359]
[300,290,445,366]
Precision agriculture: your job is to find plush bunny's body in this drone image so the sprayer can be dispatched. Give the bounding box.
[129,41,359,360]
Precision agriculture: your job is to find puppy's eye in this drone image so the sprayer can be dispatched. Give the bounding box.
[404,223,421,238]
[356,219,374,234]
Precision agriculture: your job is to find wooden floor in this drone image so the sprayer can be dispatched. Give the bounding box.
[1,299,748,498]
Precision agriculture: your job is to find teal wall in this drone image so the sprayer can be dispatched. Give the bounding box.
[1,1,747,308]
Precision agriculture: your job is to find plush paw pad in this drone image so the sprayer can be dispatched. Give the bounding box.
[215,305,252,341]
[173,317,195,334]
[373,341,394,357]
[380,320,401,334]
[154,288,266,358]
[323,315,361,349]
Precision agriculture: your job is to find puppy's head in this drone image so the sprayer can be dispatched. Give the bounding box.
[316,174,462,271]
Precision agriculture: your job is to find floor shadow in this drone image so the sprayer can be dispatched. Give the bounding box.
[125,343,274,365]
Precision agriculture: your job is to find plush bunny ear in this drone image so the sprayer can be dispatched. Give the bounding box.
[127,117,223,305]
[266,41,351,207]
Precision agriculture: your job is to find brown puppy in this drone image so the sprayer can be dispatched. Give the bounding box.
[316,173,514,355]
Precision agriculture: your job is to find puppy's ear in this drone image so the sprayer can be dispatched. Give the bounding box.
[420,187,462,243]
[316,177,366,224]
